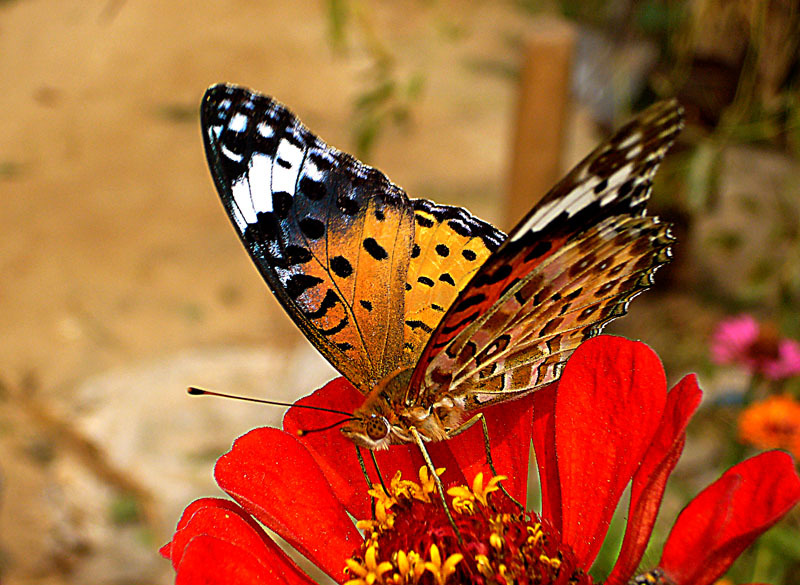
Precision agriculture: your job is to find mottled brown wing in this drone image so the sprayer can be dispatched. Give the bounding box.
[445,215,672,408]
[406,99,683,407]
[400,199,505,364]
[202,84,415,392]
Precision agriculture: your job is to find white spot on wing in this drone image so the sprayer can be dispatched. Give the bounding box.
[304,161,324,182]
[618,132,640,150]
[231,177,258,224]
[248,154,273,213]
[257,122,274,138]
[273,139,304,196]
[229,113,249,133]
[626,144,642,159]
[220,144,243,162]
[511,176,603,240]
[230,202,247,231]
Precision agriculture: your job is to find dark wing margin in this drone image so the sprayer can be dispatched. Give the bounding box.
[201,84,414,391]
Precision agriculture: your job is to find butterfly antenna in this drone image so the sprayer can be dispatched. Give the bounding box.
[187,387,353,416]
[296,417,358,436]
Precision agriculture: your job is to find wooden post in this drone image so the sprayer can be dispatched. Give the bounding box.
[506,16,576,229]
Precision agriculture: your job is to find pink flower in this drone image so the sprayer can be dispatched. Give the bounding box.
[711,314,800,380]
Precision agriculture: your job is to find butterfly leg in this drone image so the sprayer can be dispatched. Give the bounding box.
[369,449,390,497]
[409,427,464,545]
[356,446,385,519]
[447,413,524,510]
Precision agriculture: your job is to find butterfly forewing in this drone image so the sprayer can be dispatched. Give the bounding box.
[202,84,415,391]
[406,100,683,407]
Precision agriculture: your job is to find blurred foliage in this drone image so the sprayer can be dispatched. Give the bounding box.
[325,0,427,158]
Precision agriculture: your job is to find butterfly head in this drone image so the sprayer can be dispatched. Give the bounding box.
[340,367,416,449]
[340,412,395,450]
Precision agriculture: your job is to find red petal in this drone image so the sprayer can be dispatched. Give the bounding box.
[660,450,800,585]
[555,336,667,567]
[606,375,702,584]
[531,383,561,529]
[176,535,306,585]
[161,498,240,560]
[283,378,374,519]
[215,426,361,582]
[283,377,473,519]
[164,498,313,585]
[443,393,535,504]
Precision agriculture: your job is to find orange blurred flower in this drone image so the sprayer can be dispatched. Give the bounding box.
[739,395,800,457]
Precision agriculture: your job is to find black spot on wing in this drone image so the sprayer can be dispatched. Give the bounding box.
[285,274,323,300]
[435,244,450,257]
[308,152,333,172]
[272,191,293,219]
[363,237,388,260]
[593,178,608,194]
[269,245,312,268]
[405,319,433,334]
[299,176,326,201]
[330,255,353,278]
[337,195,360,216]
[246,211,279,241]
[299,217,325,239]
[454,293,485,313]
[416,214,435,228]
[475,263,512,286]
[439,273,455,286]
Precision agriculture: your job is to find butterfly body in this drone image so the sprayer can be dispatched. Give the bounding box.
[201,84,683,450]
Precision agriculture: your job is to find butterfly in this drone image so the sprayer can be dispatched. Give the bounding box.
[201,83,682,451]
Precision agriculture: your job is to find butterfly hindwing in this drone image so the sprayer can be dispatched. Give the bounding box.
[406,100,683,407]
[454,215,673,407]
[202,84,415,391]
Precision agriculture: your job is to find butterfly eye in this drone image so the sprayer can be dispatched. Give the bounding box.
[365,415,390,441]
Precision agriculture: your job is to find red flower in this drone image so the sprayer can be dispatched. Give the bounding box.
[162,336,800,585]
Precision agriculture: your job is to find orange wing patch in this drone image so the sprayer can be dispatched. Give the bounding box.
[401,199,503,365]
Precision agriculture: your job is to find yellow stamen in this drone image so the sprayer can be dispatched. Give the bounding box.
[423,544,463,585]
[345,543,393,585]
[475,554,493,578]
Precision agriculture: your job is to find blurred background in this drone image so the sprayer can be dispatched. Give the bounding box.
[1,0,799,583]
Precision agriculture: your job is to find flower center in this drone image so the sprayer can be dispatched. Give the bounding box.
[747,323,781,364]
[343,468,593,585]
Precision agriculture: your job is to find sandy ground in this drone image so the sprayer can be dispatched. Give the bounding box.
[1,1,795,584]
